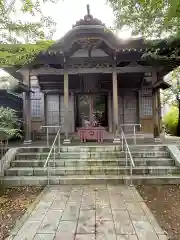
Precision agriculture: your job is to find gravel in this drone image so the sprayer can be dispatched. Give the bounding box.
[0,186,43,240]
[137,185,180,240]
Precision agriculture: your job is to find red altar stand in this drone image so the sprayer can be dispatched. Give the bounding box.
[78,127,106,143]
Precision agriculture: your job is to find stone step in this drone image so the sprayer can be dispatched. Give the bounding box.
[18,147,50,153]
[16,145,167,155]
[11,158,174,168]
[59,145,166,152]
[1,174,180,186]
[60,145,121,152]
[15,152,56,160]
[129,145,166,151]
[5,166,179,176]
[15,150,170,160]
[58,151,170,158]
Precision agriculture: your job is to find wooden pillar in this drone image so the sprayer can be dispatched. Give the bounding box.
[152,87,161,140]
[157,89,162,133]
[23,70,32,144]
[108,92,113,132]
[112,71,120,143]
[63,66,71,144]
[152,71,161,141]
[23,92,28,142]
[70,92,75,133]
[44,93,47,126]
[138,90,141,126]
[89,95,94,125]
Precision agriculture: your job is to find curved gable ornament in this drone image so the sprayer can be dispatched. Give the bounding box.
[73,4,105,27]
[49,5,146,55]
[52,4,120,51]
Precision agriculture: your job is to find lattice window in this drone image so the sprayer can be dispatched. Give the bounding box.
[31,88,42,100]
[141,96,152,116]
[31,99,42,117]
[142,87,152,96]
[31,87,43,117]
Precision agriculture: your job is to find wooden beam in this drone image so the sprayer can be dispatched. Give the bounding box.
[31,66,159,75]
[68,57,114,65]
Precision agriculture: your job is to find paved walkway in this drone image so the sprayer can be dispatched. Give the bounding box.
[10,185,168,240]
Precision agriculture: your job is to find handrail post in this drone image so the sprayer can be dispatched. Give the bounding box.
[125,145,128,167]
[53,146,55,168]
[58,132,60,153]
[47,127,49,147]
[47,160,50,187]
[130,161,132,186]
[44,126,61,187]
[120,125,135,186]
[121,132,123,151]
[133,125,136,145]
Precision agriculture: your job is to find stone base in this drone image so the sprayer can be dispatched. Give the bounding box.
[23,140,32,145]
[154,137,162,143]
[113,138,121,144]
[63,139,71,144]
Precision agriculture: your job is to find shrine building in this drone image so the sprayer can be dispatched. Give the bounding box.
[6,6,176,144]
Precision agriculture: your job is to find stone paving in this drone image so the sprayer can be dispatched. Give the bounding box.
[9,185,168,240]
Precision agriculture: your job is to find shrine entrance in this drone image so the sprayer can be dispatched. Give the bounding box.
[75,94,108,129]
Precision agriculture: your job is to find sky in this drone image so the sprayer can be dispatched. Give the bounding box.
[0,0,132,76]
[41,0,132,40]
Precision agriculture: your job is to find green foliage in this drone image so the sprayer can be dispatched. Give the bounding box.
[0,40,54,67]
[162,68,180,106]
[108,0,180,38]
[163,106,178,135]
[0,0,59,67]
[0,76,18,89]
[0,0,58,44]
[0,107,21,140]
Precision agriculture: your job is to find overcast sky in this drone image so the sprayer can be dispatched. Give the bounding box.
[0,0,131,76]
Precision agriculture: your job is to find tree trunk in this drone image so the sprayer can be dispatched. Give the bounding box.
[177,99,180,136]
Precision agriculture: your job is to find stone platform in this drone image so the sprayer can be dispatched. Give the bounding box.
[9,185,168,240]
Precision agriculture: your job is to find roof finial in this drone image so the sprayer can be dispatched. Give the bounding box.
[87,4,90,16]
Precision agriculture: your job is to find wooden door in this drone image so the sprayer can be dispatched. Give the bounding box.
[46,94,60,133]
[123,91,138,133]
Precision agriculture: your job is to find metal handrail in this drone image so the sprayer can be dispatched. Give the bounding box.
[44,126,61,168]
[120,126,135,185]
[120,124,142,145]
[41,125,61,147]
[44,126,61,186]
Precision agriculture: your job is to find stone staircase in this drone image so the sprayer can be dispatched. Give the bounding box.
[1,145,180,186]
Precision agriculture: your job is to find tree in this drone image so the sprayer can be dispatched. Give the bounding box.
[0,1,58,68]
[163,106,178,135]
[0,107,21,141]
[108,0,180,38]
[0,0,58,44]
[0,76,18,90]
[108,0,180,136]
[162,68,180,136]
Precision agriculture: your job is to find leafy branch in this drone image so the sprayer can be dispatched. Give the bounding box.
[0,107,21,139]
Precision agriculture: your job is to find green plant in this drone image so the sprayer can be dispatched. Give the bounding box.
[163,106,178,136]
[0,107,21,140]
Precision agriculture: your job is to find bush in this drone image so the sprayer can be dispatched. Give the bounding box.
[0,107,21,141]
[163,106,178,135]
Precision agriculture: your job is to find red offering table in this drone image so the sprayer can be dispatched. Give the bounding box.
[78,127,106,143]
